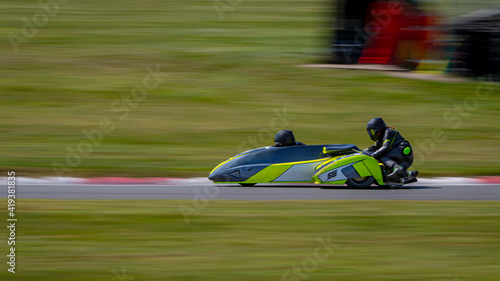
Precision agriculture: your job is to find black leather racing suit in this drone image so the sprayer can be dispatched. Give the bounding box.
[363,128,414,170]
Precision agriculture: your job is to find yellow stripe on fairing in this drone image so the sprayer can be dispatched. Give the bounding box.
[245,159,329,183]
[244,165,292,183]
[273,158,329,166]
[210,155,242,174]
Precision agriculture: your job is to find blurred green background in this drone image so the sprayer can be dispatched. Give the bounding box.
[1,200,498,281]
[2,2,500,281]
[1,0,499,177]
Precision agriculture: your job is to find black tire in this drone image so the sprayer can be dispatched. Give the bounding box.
[239,183,256,187]
[346,176,374,188]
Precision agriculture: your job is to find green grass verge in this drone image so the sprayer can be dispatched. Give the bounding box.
[3,199,500,280]
[1,0,499,177]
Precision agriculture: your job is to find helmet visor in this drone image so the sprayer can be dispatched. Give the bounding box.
[368,129,377,141]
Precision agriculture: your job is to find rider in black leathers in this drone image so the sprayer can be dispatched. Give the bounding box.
[362,118,418,183]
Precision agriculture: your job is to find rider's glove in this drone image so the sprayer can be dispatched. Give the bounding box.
[362,150,373,156]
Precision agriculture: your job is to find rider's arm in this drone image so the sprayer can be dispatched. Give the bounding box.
[362,141,380,155]
[371,143,390,159]
[371,130,397,159]
[365,142,379,152]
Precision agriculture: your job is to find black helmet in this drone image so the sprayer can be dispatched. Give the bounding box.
[366,118,387,141]
[274,130,296,147]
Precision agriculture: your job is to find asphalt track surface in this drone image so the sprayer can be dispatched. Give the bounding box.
[6,183,500,200]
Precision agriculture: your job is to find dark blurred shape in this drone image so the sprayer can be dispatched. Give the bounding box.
[330,0,437,69]
[448,9,500,80]
[328,0,500,80]
[274,130,305,147]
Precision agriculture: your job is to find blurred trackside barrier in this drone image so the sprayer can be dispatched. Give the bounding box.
[344,0,404,64]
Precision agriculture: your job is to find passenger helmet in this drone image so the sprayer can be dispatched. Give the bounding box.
[274,130,296,147]
[366,118,387,141]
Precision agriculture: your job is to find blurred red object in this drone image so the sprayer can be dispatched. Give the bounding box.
[358,0,433,65]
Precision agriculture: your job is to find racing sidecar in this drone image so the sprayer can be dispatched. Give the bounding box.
[208,144,409,188]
